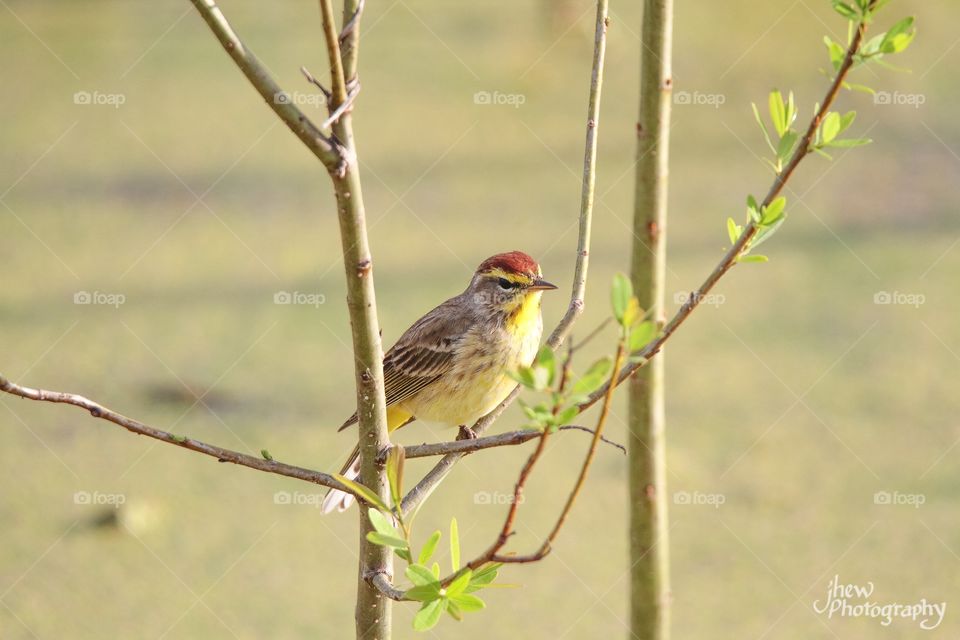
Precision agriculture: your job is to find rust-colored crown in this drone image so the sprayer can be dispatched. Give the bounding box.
[476,251,540,277]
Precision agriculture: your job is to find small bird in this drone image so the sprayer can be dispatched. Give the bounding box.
[321,251,557,513]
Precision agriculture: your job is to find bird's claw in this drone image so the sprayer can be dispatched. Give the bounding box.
[457,425,478,441]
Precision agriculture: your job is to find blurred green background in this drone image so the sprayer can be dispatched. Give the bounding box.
[1,0,958,638]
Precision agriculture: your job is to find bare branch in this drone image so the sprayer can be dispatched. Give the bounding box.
[394,425,623,460]
[0,374,357,495]
[188,0,342,171]
[367,571,408,602]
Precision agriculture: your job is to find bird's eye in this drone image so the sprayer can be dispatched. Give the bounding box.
[497,277,514,290]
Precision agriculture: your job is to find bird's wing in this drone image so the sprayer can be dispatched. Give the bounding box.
[337,297,466,431]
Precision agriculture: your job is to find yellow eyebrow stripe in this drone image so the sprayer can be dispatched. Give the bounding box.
[485,267,535,284]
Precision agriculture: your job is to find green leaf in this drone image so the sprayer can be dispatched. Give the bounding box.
[746,194,761,223]
[534,346,556,387]
[621,296,641,329]
[450,593,486,612]
[413,599,444,632]
[366,531,409,549]
[881,16,915,53]
[751,103,776,153]
[335,474,389,512]
[419,530,441,565]
[738,254,769,263]
[467,563,501,591]
[450,518,460,572]
[776,130,798,163]
[368,508,399,538]
[824,36,846,71]
[813,146,834,160]
[385,445,405,509]
[571,357,613,395]
[405,584,441,602]
[821,112,841,144]
[628,321,657,353]
[507,365,536,389]
[610,273,633,324]
[726,217,741,245]
[531,366,550,391]
[396,547,412,562]
[885,16,914,39]
[751,216,787,250]
[845,82,876,94]
[406,563,439,587]
[431,562,441,579]
[768,90,787,137]
[785,91,797,130]
[447,569,474,597]
[446,600,463,621]
[556,405,580,426]
[260,448,273,461]
[883,30,916,55]
[761,196,786,225]
[827,137,872,148]
[831,1,858,20]
[838,110,856,135]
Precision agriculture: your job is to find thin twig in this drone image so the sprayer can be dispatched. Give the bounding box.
[300,65,332,99]
[494,341,627,564]
[0,374,357,495]
[188,0,341,171]
[558,425,625,455]
[320,81,361,130]
[388,425,624,460]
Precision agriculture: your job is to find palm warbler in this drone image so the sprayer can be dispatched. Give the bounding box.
[321,251,557,513]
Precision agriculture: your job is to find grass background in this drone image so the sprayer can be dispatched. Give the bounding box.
[1,0,958,638]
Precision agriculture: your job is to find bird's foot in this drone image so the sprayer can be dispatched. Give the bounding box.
[457,425,478,441]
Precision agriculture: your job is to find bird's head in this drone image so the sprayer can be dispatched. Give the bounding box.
[468,251,557,317]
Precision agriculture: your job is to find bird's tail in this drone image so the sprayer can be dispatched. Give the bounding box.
[321,406,416,514]
[321,444,361,514]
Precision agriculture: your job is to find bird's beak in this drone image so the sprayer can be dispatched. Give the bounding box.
[529,278,558,291]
